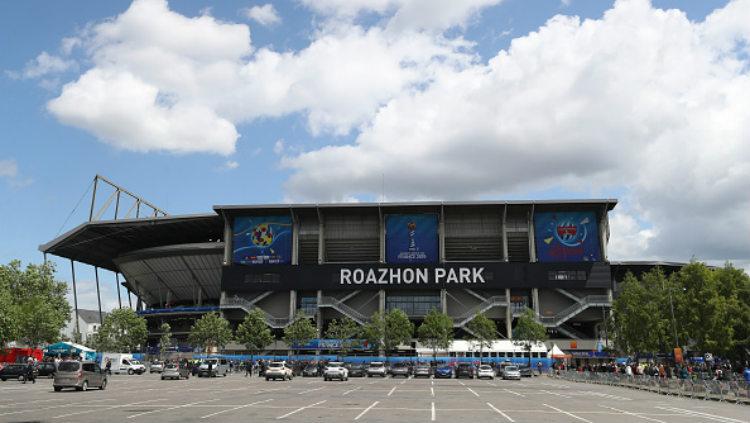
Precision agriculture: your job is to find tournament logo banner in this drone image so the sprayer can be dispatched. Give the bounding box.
[233,216,293,265]
[385,214,438,263]
[534,211,601,262]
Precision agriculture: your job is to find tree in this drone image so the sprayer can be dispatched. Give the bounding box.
[188,312,233,354]
[282,312,317,360]
[713,263,750,361]
[324,317,360,360]
[0,278,17,348]
[513,308,547,367]
[158,322,172,359]
[466,312,496,364]
[95,308,148,353]
[236,308,275,372]
[0,261,71,347]
[417,309,454,362]
[362,309,413,360]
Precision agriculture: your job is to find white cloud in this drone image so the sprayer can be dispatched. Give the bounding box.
[0,159,18,179]
[7,51,76,80]
[242,4,281,26]
[273,139,285,155]
[221,160,239,170]
[283,0,750,264]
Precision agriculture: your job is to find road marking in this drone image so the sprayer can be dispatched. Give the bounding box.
[200,399,273,419]
[656,406,746,423]
[298,386,325,395]
[399,378,409,384]
[276,400,326,419]
[0,398,116,417]
[466,387,480,397]
[127,399,219,419]
[458,380,466,386]
[487,402,515,422]
[431,386,435,397]
[343,386,362,396]
[53,399,165,419]
[388,386,397,396]
[503,388,525,397]
[354,401,379,421]
[431,402,436,421]
[542,389,570,398]
[600,405,665,423]
[542,403,593,423]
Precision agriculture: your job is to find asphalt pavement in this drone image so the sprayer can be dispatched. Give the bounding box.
[0,372,747,422]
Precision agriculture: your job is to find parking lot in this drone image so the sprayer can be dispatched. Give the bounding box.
[0,373,747,423]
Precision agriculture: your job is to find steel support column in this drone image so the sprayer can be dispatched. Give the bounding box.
[70,260,80,336]
[94,266,103,325]
[115,273,122,309]
[505,288,512,339]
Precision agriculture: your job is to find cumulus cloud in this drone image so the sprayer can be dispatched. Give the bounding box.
[242,4,281,26]
[283,0,750,263]
[7,51,75,80]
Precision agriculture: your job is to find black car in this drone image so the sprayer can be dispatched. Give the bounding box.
[302,365,320,377]
[455,363,476,379]
[348,364,367,377]
[36,362,57,378]
[0,364,34,381]
[518,365,533,377]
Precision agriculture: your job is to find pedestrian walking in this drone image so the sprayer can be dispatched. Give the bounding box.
[23,358,35,384]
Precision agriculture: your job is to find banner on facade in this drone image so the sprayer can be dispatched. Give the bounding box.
[534,211,601,262]
[385,214,438,263]
[233,215,293,265]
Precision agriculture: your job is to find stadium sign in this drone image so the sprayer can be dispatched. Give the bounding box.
[339,267,485,285]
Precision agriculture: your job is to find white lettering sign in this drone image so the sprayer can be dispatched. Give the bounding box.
[339,267,485,285]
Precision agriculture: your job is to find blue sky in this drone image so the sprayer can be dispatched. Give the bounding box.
[0,0,746,310]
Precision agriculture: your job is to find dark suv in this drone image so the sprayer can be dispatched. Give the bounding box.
[455,363,476,379]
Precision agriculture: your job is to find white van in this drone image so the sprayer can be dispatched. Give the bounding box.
[100,353,146,375]
[197,358,229,377]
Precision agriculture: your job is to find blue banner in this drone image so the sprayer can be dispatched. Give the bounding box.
[233,216,293,265]
[386,214,438,263]
[534,211,601,262]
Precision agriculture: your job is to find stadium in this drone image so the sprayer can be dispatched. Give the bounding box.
[40,180,682,361]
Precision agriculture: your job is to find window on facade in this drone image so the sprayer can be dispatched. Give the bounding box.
[298,296,318,316]
[386,295,440,316]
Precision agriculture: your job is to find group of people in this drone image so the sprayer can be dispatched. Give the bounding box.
[561,360,750,382]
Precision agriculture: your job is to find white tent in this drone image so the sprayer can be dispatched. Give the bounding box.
[549,344,566,358]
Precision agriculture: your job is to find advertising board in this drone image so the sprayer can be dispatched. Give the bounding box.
[232,215,293,265]
[534,211,601,262]
[385,214,438,263]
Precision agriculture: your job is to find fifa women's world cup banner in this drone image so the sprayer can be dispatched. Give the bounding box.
[534,211,601,262]
[385,214,438,263]
[233,216,293,265]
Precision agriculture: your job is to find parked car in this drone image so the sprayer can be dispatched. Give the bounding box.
[494,362,513,377]
[53,361,107,391]
[455,363,476,379]
[150,361,165,373]
[389,362,411,378]
[265,361,294,381]
[518,365,533,378]
[477,364,495,380]
[36,362,57,378]
[161,363,190,380]
[198,358,229,377]
[0,363,32,381]
[348,364,367,377]
[302,365,320,377]
[414,365,432,378]
[367,362,387,378]
[324,362,348,381]
[502,365,521,380]
[434,365,453,379]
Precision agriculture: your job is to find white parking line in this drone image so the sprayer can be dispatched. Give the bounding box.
[458,380,466,386]
[53,399,165,419]
[200,399,273,419]
[542,389,571,398]
[431,402,436,421]
[655,406,747,423]
[503,388,525,397]
[466,387,480,397]
[343,386,362,396]
[127,398,219,419]
[276,400,326,419]
[487,402,515,422]
[431,387,435,397]
[387,386,397,396]
[354,401,379,421]
[600,405,665,423]
[542,403,593,423]
[0,398,116,417]
[298,386,325,395]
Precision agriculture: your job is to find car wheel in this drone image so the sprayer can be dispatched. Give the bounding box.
[82,380,89,391]
[100,380,107,390]
[128,369,134,375]
[54,386,62,391]
[161,376,165,380]
[0,377,5,382]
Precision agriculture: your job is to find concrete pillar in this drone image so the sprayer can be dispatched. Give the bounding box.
[317,208,325,264]
[439,206,446,262]
[532,288,540,318]
[316,290,323,337]
[379,290,386,314]
[292,216,299,265]
[501,205,508,262]
[289,290,297,320]
[505,288,512,339]
[379,208,385,263]
[528,206,537,262]
[440,289,447,314]
[223,216,232,265]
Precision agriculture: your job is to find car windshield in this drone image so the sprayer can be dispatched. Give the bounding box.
[165,364,177,369]
[57,362,80,372]
[131,360,141,365]
[480,365,492,370]
[417,366,429,370]
[393,363,407,367]
[369,362,383,367]
[505,366,518,371]
[269,363,283,368]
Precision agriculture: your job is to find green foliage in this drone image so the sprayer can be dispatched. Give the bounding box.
[283,312,317,356]
[236,308,275,360]
[159,322,172,357]
[188,312,233,353]
[95,308,148,353]
[324,317,360,359]
[466,312,496,363]
[362,309,414,356]
[513,308,547,366]
[417,309,454,360]
[0,261,71,347]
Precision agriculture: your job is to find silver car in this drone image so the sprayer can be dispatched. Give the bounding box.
[502,365,521,380]
[150,361,164,373]
[54,361,107,391]
[161,363,190,380]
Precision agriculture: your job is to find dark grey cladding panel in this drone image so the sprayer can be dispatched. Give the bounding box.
[222,262,611,292]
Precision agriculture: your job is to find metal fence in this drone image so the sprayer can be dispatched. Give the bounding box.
[554,370,750,404]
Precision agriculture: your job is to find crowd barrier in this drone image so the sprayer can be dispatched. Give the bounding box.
[554,370,750,404]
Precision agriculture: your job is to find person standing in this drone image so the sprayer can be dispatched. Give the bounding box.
[24,358,36,384]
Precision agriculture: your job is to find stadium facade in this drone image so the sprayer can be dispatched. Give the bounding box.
[41,199,681,356]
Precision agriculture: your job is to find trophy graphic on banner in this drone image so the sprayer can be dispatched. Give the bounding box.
[407,221,417,251]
